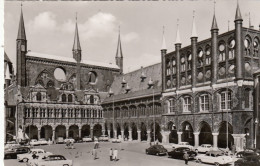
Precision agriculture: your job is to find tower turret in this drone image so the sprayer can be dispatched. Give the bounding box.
[16,4,27,87]
[161,26,167,92]
[175,20,181,90]
[191,11,198,88]
[115,27,123,74]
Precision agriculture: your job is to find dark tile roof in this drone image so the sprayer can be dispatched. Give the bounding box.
[103,63,162,103]
[4,51,12,63]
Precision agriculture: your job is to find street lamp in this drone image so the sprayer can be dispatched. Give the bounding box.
[148,77,155,144]
[108,88,115,139]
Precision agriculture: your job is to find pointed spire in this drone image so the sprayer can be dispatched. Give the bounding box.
[175,19,182,44]
[161,26,167,50]
[116,26,123,58]
[17,3,26,40]
[235,0,243,21]
[72,13,81,51]
[191,10,198,38]
[5,64,11,80]
[211,0,218,30]
[228,20,230,31]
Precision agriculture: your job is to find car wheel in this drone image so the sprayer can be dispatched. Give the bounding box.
[23,158,28,162]
[215,162,220,166]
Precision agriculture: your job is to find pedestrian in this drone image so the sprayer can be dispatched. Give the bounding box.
[183,151,189,165]
[109,148,113,161]
[231,144,236,156]
[92,147,98,160]
[32,151,37,159]
[113,148,118,162]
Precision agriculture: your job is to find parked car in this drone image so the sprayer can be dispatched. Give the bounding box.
[4,147,30,159]
[172,142,194,149]
[32,155,73,166]
[38,138,48,145]
[5,141,20,150]
[195,144,213,153]
[82,136,92,142]
[99,135,109,142]
[17,148,52,162]
[27,155,49,166]
[195,151,233,166]
[56,137,64,144]
[29,139,40,146]
[168,147,197,160]
[235,155,260,166]
[64,138,75,143]
[145,145,168,156]
[236,149,259,158]
[111,138,121,143]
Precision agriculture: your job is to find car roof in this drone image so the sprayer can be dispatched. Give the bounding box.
[31,149,44,151]
[48,155,64,157]
[176,147,190,150]
[201,144,211,146]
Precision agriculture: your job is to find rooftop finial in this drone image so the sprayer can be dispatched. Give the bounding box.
[249,12,251,28]
[191,10,198,38]
[235,0,242,21]
[175,19,182,44]
[161,26,167,50]
[211,0,218,31]
[228,20,230,31]
[214,0,216,15]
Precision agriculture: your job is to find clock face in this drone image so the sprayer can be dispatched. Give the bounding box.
[21,45,25,51]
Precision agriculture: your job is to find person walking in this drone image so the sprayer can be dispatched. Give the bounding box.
[183,151,189,165]
[113,148,118,162]
[109,148,113,161]
[92,147,97,160]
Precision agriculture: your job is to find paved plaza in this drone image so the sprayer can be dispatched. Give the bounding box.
[4,142,237,166]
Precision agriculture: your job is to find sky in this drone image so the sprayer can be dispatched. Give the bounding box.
[3,0,260,74]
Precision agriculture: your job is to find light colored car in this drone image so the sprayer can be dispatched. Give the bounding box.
[99,135,109,142]
[196,151,233,166]
[64,138,75,143]
[172,142,194,149]
[196,144,213,153]
[30,139,40,146]
[17,148,52,162]
[38,138,48,145]
[27,155,49,166]
[33,155,73,166]
[82,136,92,142]
[56,137,64,144]
[111,138,121,143]
[5,142,20,150]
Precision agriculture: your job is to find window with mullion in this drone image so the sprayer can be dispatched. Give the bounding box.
[200,95,209,112]
[169,99,175,113]
[220,91,232,110]
[183,97,191,112]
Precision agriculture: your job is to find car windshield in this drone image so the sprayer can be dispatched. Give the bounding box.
[155,145,164,149]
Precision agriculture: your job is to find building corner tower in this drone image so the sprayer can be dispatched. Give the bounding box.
[115,27,123,74]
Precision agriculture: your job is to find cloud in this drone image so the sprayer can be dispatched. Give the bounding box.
[122,32,139,43]
[28,12,57,32]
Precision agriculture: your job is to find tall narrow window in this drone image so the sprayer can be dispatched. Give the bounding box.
[169,99,175,113]
[200,94,209,112]
[68,94,73,102]
[61,94,66,102]
[220,91,232,110]
[90,95,94,104]
[172,59,176,74]
[218,43,226,62]
[183,97,191,112]
[36,92,42,101]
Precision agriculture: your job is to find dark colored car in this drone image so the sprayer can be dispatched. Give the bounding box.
[234,155,260,166]
[145,145,168,156]
[236,149,259,158]
[168,147,197,160]
[4,147,30,159]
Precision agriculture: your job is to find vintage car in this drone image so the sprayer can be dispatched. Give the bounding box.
[172,142,194,149]
[195,144,213,153]
[236,149,259,158]
[17,148,52,162]
[168,147,197,160]
[56,137,64,144]
[29,139,40,146]
[4,147,30,159]
[38,139,48,145]
[99,135,109,142]
[82,136,92,142]
[64,138,75,143]
[32,155,73,166]
[111,138,121,143]
[145,145,168,156]
[234,155,260,166]
[195,151,233,166]
[27,155,49,166]
[5,141,21,150]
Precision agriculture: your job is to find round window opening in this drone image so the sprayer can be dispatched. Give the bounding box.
[198,50,203,58]
[88,71,97,84]
[244,39,250,48]
[54,67,66,81]
[219,44,225,52]
[229,40,235,48]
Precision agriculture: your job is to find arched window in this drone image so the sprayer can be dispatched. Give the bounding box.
[187,53,192,70]
[90,95,94,104]
[218,42,226,62]
[228,39,235,59]
[168,99,175,113]
[166,60,171,76]
[220,91,232,110]
[68,94,73,102]
[61,94,67,102]
[181,55,186,72]
[253,37,259,57]
[200,94,209,112]
[183,97,191,112]
[36,92,42,101]
[88,71,97,84]
[172,59,176,74]
[197,49,204,67]
[205,46,211,65]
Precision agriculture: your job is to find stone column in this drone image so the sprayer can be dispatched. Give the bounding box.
[114,130,117,139]
[52,129,55,141]
[107,130,111,138]
[147,130,151,143]
[232,134,246,152]
[177,132,183,144]
[161,130,170,144]
[129,130,132,141]
[212,133,219,150]
[102,130,105,135]
[194,132,200,148]
[79,127,82,138]
[121,130,124,141]
[90,126,93,139]
[38,127,41,140]
[66,127,69,138]
[137,130,141,142]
